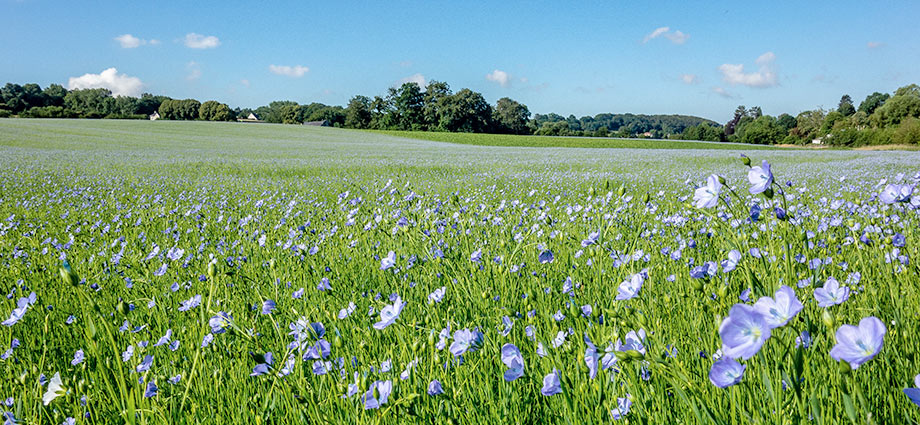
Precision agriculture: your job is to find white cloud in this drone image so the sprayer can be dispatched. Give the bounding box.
[114,34,145,48]
[681,74,699,84]
[867,41,883,49]
[240,79,250,87]
[184,33,220,49]
[67,68,144,97]
[149,39,160,46]
[485,69,511,87]
[718,52,778,88]
[269,64,310,77]
[186,61,201,81]
[395,73,427,88]
[643,27,689,44]
[643,27,670,43]
[664,30,689,44]
[712,87,735,99]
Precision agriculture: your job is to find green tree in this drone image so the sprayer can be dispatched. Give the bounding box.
[159,99,201,120]
[858,92,890,115]
[437,88,493,132]
[422,81,451,129]
[1,83,26,112]
[892,117,920,145]
[390,83,425,130]
[199,100,234,121]
[42,84,68,107]
[112,96,140,117]
[894,84,920,97]
[837,94,855,116]
[370,96,394,129]
[22,83,47,109]
[279,103,305,124]
[820,111,845,135]
[739,115,782,144]
[871,92,920,127]
[136,93,169,116]
[345,95,372,129]
[64,88,115,117]
[256,101,298,123]
[777,113,797,133]
[492,97,531,134]
[725,105,747,135]
[790,109,826,142]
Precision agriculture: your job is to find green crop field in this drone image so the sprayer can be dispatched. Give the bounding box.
[1,119,919,424]
[373,129,786,150]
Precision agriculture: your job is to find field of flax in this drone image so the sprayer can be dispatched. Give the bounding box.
[0,119,919,424]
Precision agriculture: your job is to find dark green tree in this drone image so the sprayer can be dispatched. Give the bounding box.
[42,84,68,107]
[837,94,855,116]
[437,89,493,132]
[345,95,372,129]
[858,92,890,115]
[492,97,531,134]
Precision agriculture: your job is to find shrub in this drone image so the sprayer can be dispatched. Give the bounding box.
[892,117,920,145]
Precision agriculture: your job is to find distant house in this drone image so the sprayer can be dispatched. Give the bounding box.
[237,112,262,123]
[811,137,824,145]
[303,120,330,127]
[641,131,653,138]
[148,111,160,121]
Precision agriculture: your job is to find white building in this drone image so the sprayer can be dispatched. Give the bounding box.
[149,111,160,121]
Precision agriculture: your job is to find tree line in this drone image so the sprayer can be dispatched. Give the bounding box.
[2,79,917,145]
[0,83,235,121]
[679,84,920,146]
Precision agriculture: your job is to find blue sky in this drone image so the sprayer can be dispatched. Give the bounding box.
[2,0,918,121]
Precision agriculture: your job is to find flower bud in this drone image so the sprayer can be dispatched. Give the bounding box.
[741,155,751,167]
[764,187,774,199]
[837,360,851,374]
[690,279,704,292]
[717,175,726,185]
[626,350,644,360]
[642,192,650,204]
[59,263,79,287]
[116,300,129,316]
[822,309,835,329]
[208,261,217,279]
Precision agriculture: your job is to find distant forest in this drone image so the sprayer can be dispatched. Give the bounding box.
[1,80,918,146]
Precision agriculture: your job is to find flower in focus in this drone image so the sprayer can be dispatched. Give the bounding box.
[719,304,771,359]
[814,277,850,308]
[42,372,65,406]
[830,316,886,369]
[616,273,644,301]
[747,160,773,194]
[693,175,722,209]
[373,296,405,330]
[753,285,803,329]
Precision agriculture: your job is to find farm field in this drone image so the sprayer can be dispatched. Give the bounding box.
[373,129,785,150]
[1,119,919,424]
